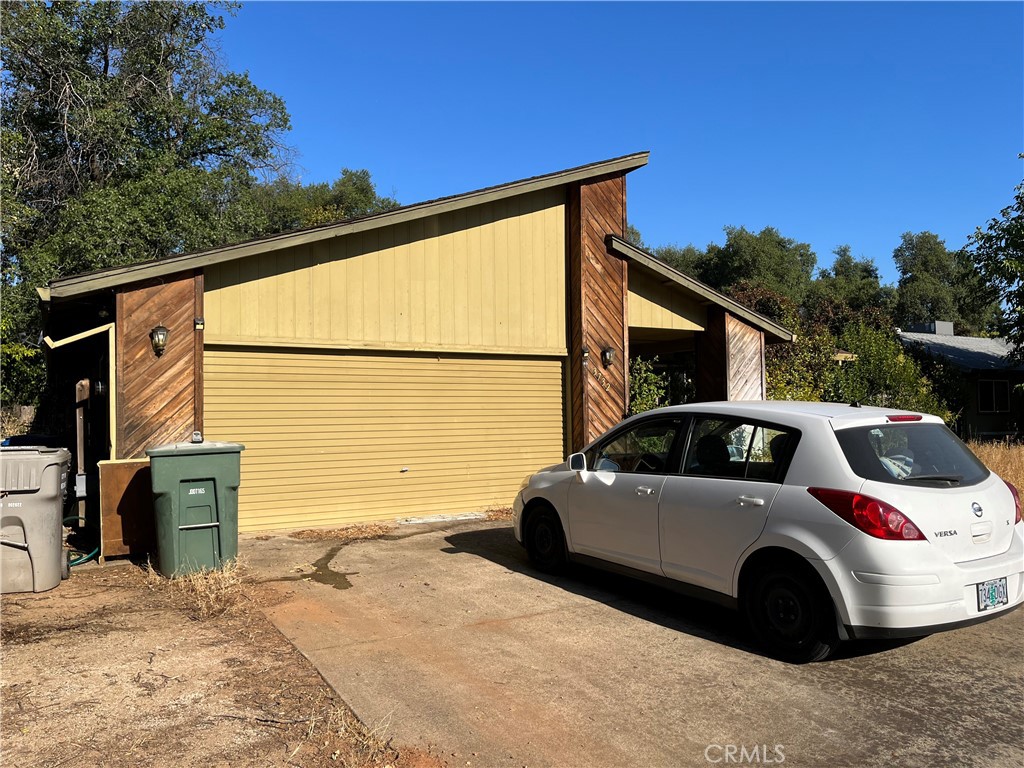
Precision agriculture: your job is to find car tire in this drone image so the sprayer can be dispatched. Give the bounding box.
[525,508,567,574]
[743,565,839,663]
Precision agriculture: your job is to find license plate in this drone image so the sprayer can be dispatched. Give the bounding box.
[977,577,1008,612]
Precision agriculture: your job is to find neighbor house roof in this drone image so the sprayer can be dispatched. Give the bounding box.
[897,331,1023,372]
[605,235,794,344]
[42,151,650,300]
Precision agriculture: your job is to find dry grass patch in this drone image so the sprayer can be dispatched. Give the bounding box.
[967,439,1024,489]
[146,557,254,620]
[0,407,30,438]
[289,522,395,543]
[2,564,446,768]
[484,506,514,521]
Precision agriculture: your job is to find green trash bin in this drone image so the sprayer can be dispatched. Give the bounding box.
[146,441,244,577]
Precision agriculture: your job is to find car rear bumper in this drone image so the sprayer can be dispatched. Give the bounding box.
[825,526,1024,634]
[846,599,1022,639]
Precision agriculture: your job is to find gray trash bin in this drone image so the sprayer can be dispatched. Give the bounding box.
[1,446,71,593]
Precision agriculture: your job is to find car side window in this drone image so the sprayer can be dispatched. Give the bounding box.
[591,420,680,474]
[683,417,795,482]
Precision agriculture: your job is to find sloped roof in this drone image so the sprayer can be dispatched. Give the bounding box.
[897,331,1023,372]
[605,235,794,343]
[43,152,650,300]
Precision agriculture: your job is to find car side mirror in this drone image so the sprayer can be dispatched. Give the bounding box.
[568,453,586,472]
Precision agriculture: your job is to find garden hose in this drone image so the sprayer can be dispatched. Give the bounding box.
[63,515,99,566]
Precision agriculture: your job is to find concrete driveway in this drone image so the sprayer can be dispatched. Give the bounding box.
[243,519,1024,768]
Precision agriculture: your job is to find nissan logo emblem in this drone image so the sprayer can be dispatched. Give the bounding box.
[972,502,983,518]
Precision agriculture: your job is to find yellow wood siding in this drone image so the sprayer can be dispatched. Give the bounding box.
[204,188,567,355]
[627,271,705,331]
[204,348,565,531]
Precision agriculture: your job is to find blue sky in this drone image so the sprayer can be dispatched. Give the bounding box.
[217,2,1023,286]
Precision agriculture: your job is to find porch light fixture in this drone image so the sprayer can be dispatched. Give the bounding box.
[601,347,615,368]
[150,325,169,357]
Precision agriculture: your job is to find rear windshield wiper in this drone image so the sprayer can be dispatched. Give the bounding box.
[903,474,963,486]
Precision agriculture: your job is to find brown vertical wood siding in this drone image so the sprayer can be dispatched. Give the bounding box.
[115,272,201,458]
[193,272,205,435]
[726,313,766,401]
[567,174,629,450]
[695,309,766,402]
[568,190,588,451]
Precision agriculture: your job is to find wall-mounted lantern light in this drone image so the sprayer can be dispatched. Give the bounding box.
[601,347,615,368]
[150,325,169,357]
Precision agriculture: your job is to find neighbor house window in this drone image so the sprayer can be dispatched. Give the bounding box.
[978,380,1010,413]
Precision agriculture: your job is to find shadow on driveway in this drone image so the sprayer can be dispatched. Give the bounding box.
[442,523,920,662]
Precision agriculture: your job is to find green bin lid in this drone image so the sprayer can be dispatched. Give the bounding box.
[145,441,245,457]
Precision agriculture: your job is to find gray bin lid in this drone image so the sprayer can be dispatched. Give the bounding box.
[1,446,71,493]
[145,441,245,458]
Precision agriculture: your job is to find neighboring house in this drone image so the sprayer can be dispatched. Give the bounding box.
[898,321,1023,439]
[39,152,791,544]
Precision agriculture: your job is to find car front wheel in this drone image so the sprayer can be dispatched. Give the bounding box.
[525,507,566,573]
[743,566,839,663]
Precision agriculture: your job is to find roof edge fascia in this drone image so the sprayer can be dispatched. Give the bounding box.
[606,235,794,343]
[47,152,650,300]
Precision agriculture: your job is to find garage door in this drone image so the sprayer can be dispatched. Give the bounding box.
[204,347,565,531]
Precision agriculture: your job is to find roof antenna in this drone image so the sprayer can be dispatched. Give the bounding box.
[850,401,861,408]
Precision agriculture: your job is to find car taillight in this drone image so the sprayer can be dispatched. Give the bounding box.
[1006,480,1022,525]
[808,487,926,540]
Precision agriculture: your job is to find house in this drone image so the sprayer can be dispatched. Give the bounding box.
[898,321,1023,439]
[39,152,791,546]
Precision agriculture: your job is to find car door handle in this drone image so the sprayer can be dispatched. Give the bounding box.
[636,486,656,496]
[737,495,765,506]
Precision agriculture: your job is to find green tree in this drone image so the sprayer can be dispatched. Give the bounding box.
[652,226,816,306]
[833,324,951,419]
[728,283,843,401]
[0,3,399,408]
[805,246,894,336]
[624,223,646,249]
[1,2,295,405]
[702,226,816,304]
[964,163,1023,357]
[653,243,705,279]
[251,169,399,233]
[893,232,997,335]
[628,356,668,415]
[0,310,44,410]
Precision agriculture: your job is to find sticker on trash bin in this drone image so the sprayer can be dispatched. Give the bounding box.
[187,487,206,495]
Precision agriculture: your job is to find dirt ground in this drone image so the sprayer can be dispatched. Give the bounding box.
[0,560,447,768]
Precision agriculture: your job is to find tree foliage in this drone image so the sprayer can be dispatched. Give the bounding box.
[252,169,399,233]
[628,356,668,415]
[2,0,291,274]
[804,246,894,336]
[642,219,1011,418]
[893,231,998,335]
[655,226,816,304]
[0,2,397,407]
[964,163,1024,358]
[833,325,951,420]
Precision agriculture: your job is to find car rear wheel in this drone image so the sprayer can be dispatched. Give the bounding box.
[743,565,839,663]
[525,508,566,573]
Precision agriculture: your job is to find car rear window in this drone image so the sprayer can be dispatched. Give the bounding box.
[834,423,989,487]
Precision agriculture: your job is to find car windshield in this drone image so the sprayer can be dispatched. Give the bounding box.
[834,423,989,487]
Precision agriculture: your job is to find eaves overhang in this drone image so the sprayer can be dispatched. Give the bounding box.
[606,235,794,344]
[45,152,650,300]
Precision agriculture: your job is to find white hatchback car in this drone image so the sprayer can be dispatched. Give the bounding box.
[513,401,1023,662]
